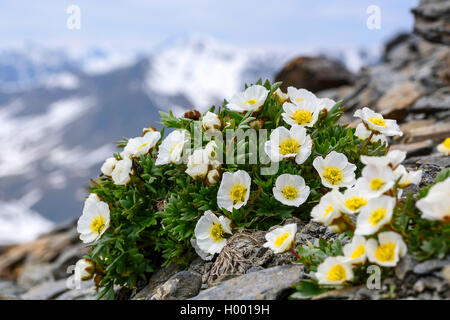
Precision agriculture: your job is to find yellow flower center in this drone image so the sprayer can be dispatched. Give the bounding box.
[368,116,387,128]
[345,196,367,212]
[374,242,396,262]
[279,138,300,155]
[281,185,298,200]
[90,216,106,235]
[138,142,150,151]
[324,205,333,217]
[245,98,258,105]
[169,143,181,154]
[275,232,292,247]
[351,245,366,259]
[209,222,225,242]
[292,109,313,125]
[322,166,343,185]
[229,184,247,204]
[326,264,347,282]
[369,207,387,226]
[443,137,450,149]
[370,177,384,190]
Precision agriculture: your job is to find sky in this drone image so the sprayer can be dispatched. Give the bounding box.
[0,0,418,54]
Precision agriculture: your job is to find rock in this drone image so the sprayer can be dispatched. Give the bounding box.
[274,56,353,92]
[395,255,419,280]
[148,271,202,300]
[312,285,367,300]
[400,121,450,144]
[17,264,55,289]
[376,81,424,120]
[390,140,434,158]
[55,280,97,300]
[413,87,450,113]
[405,154,450,168]
[412,0,450,45]
[0,278,26,299]
[21,279,69,300]
[413,258,450,275]
[191,264,304,300]
[441,265,450,284]
[133,263,183,300]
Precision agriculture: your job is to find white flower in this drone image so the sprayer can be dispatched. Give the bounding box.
[313,151,356,189]
[217,170,251,212]
[360,150,406,168]
[416,177,450,221]
[263,223,297,253]
[282,87,320,127]
[437,137,450,156]
[155,129,189,165]
[190,238,214,261]
[343,235,367,265]
[202,111,222,131]
[366,231,407,267]
[273,174,310,207]
[315,256,354,285]
[311,190,342,226]
[185,148,210,180]
[204,140,218,160]
[206,169,221,185]
[194,211,232,255]
[354,107,403,137]
[317,97,337,111]
[355,123,388,145]
[111,157,133,185]
[101,157,118,176]
[264,125,312,165]
[273,88,288,103]
[355,196,396,235]
[227,85,269,112]
[77,199,110,243]
[354,164,395,198]
[394,165,422,188]
[123,131,161,157]
[74,259,96,281]
[82,193,101,215]
[335,186,370,215]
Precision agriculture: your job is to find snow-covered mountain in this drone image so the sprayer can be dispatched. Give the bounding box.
[0,35,379,244]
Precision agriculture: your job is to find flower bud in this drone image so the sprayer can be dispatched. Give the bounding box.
[184,109,201,120]
[74,258,96,281]
[142,126,157,136]
[206,169,220,185]
[202,111,222,131]
[249,118,265,130]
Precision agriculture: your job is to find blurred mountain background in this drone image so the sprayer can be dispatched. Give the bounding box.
[0,0,418,244]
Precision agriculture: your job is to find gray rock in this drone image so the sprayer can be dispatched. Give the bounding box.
[21,279,69,300]
[17,264,55,289]
[0,278,26,299]
[413,258,450,275]
[412,0,450,45]
[148,271,202,300]
[133,263,182,300]
[55,280,97,300]
[395,255,419,280]
[191,264,303,300]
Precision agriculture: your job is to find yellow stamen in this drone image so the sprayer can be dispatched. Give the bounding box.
[229,184,247,204]
[375,242,396,262]
[345,196,367,212]
[443,137,450,149]
[282,185,298,200]
[138,142,150,151]
[322,166,343,185]
[351,245,365,259]
[279,138,299,155]
[324,205,333,217]
[90,216,106,235]
[369,207,387,226]
[245,99,258,105]
[370,178,384,190]
[326,264,347,282]
[169,143,181,154]
[292,109,312,125]
[368,116,387,128]
[275,232,291,247]
[209,222,225,242]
